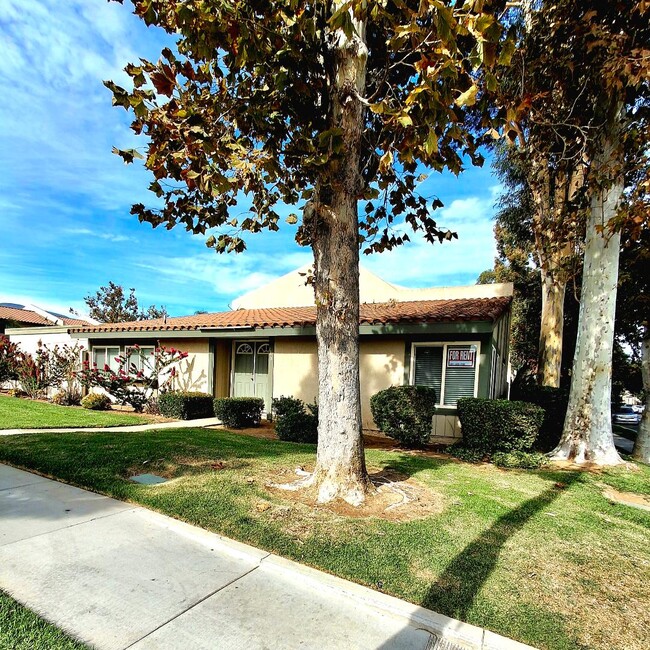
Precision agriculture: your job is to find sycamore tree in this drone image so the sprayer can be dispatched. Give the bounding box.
[516,1,649,464]
[107,0,511,503]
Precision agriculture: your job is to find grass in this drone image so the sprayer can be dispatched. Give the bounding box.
[1,428,649,650]
[0,394,150,429]
[0,591,87,649]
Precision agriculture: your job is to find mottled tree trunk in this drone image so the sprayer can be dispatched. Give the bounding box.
[632,325,650,464]
[538,267,566,388]
[551,134,623,465]
[309,5,370,504]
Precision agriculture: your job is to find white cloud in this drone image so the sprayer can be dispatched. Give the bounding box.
[0,0,170,212]
[64,228,133,243]
[363,192,499,287]
[137,249,313,303]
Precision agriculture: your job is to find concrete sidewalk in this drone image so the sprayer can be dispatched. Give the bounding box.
[0,464,533,650]
[0,417,223,436]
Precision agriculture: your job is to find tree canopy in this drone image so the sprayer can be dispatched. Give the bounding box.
[84,282,168,323]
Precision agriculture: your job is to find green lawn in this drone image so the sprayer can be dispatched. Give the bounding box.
[0,428,648,650]
[0,591,87,650]
[0,394,150,429]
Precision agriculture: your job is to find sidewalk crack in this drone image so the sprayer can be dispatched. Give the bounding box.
[122,566,260,649]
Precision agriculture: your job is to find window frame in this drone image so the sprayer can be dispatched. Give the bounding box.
[92,346,122,373]
[124,345,156,377]
[409,341,481,408]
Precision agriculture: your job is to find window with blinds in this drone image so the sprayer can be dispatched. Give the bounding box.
[413,346,443,404]
[413,343,479,407]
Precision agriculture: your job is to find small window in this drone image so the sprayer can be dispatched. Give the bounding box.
[412,342,479,408]
[93,347,121,372]
[125,346,156,376]
[236,343,254,355]
[257,343,270,355]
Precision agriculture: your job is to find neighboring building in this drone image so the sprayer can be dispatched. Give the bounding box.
[68,268,513,444]
[0,303,92,334]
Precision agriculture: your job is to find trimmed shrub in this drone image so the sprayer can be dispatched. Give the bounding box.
[273,396,318,443]
[370,385,437,447]
[447,443,486,464]
[158,391,214,420]
[51,390,82,406]
[214,397,264,429]
[81,393,111,410]
[492,450,550,470]
[511,385,570,452]
[457,398,545,456]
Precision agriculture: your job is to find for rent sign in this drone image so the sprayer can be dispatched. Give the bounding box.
[447,347,476,368]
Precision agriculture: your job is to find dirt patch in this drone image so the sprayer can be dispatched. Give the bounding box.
[603,487,650,512]
[265,466,444,522]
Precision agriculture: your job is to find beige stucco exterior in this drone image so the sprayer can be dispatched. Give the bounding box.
[159,338,212,394]
[272,338,319,405]
[271,337,405,430]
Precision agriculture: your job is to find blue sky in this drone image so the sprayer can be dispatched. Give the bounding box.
[0,0,500,318]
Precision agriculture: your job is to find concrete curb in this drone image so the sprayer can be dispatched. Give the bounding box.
[133,506,536,650]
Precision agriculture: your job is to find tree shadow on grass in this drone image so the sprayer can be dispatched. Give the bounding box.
[422,472,580,622]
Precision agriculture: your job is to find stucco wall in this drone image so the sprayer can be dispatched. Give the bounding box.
[272,337,405,429]
[8,330,88,357]
[159,338,211,394]
[272,338,319,405]
[359,340,405,429]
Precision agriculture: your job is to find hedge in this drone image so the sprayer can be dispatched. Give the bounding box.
[214,397,264,429]
[158,391,215,420]
[370,385,437,447]
[272,396,318,443]
[510,385,570,451]
[456,397,545,455]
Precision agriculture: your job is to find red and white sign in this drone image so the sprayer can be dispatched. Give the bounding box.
[447,347,476,368]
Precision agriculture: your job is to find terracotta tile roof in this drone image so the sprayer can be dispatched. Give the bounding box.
[60,316,94,326]
[70,297,511,334]
[0,306,51,326]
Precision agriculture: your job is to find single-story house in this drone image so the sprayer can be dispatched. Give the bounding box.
[1,303,93,338]
[66,268,512,444]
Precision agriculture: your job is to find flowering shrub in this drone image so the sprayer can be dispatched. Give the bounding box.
[77,345,188,412]
[47,343,84,403]
[0,336,23,383]
[17,347,53,399]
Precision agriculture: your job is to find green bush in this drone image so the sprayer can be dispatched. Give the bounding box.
[447,443,487,464]
[370,385,437,447]
[51,390,82,406]
[159,391,214,420]
[492,450,550,469]
[214,397,264,429]
[457,398,545,456]
[273,396,318,443]
[511,385,570,451]
[81,393,111,410]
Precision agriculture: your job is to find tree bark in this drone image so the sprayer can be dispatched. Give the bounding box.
[550,135,624,465]
[538,267,566,388]
[632,324,650,464]
[309,4,370,504]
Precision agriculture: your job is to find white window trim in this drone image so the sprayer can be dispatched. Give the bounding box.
[409,341,481,409]
[92,346,121,372]
[125,346,156,376]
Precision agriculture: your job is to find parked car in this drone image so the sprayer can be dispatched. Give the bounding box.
[612,405,642,426]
